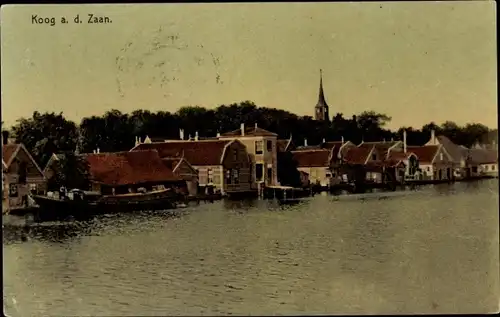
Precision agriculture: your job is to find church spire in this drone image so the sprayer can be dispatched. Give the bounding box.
[318,69,327,106]
[315,69,330,122]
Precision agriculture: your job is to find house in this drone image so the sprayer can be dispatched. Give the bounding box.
[2,134,46,211]
[406,145,454,180]
[291,149,335,187]
[469,148,498,177]
[43,153,65,181]
[425,130,466,179]
[217,123,279,187]
[161,157,199,196]
[131,138,252,195]
[83,149,185,195]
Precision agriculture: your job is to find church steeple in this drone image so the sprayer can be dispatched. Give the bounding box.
[315,69,330,122]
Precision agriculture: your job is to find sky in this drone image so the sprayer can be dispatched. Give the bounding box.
[1,2,497,131]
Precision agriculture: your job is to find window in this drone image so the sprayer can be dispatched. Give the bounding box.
[267,140,273,152]
[371,153,376,161]
[427,167,431,172]
[267,167,272,181]
[472,166,478,173]
[233,149,238,161]
[439,153,443,161]
[226,169,232,184]
[255,141,263,155]
[9,184,18,197]
[256,163,264,180]
[207,168,214,184]
[485,165,489,171]
[326,172,332,178]
[233,169,239,184]
[493,165,496,171]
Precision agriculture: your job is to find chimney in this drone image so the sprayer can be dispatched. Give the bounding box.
[195,131,199,141]
[216,132,221,138]
[93,150,96,154]
[2,130,8,145]
[135,136,139,146]
[188,134,192,141]
[240,123,245,136]
[391,137,394,142]
[431,129,436,144]
[383,138,386,143]
[304,139,308,147]
[255,123,258,129]
[341,136,344,144]
[97,147,100,154]
[322,138,326,144]
[179,128,184,140]
[403,130,407,153]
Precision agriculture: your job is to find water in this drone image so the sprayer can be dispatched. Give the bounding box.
[3,180,499,315]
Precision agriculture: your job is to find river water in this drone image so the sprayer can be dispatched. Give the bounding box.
[3,179,499,315]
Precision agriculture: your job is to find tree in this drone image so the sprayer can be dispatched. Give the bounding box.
[11,111,79,167]
[46,152,90,191]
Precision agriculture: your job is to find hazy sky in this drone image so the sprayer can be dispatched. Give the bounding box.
[1,2,497,131]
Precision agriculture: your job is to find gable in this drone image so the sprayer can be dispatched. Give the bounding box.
[5,144,44,178]
[221,140,251,167]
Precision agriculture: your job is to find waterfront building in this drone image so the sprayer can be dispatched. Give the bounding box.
[425,130,466,179]
[291,149,336,187]
[406,145,454,180]
[83,149,185,195]
[132,138,252,195]
[2,132,46,211]
[469,147,498,178]
[217,123,279,188]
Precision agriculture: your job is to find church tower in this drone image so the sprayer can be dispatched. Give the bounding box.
[314,69,330,122]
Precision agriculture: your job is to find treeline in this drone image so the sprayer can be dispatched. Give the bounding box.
[4,100,496,168]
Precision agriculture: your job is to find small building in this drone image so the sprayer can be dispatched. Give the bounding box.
[131,138,252,195]
[291,149,335,187]
[161,157,199,196]
[83,149,185,195]
[406,145,454,180]
[218,123,279,187]
[2,138,46,211]
[425,131,466,178]
[469,148,498,177]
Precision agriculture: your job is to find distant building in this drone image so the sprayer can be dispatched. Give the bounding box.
[406,145,454,181]
[161,157,199,196]
[314,69,330,122]
[425,130,466,178]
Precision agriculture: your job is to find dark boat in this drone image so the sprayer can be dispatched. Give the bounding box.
[30,188,181,222]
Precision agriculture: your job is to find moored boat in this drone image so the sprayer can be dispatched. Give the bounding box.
[30,188,183,222]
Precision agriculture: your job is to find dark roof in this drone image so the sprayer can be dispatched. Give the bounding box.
[359,141,401,159]
[161,157,182,170]
[434,136,464,163]
[292,150,331,167]
[321,141,343,150]
[132,140,234,166]
[406,145,441,164]
[84,150,181,186]
[220,126,277,137]
[295,145,323,151]
[469,148,498,164]
[342,146,373,165]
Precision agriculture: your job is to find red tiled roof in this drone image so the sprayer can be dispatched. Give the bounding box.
[342,146,373,165]
[83,150,181,186]
[132,140,233,166]
[387,150,415,161]
[2,144,20,166]
[161,157,182,170]
[220,126,277,137]
[406,145,440,164]
[292,150,331,167]
[322,141,343,150]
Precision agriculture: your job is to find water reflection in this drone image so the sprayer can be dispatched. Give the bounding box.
[3,180,499,315]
